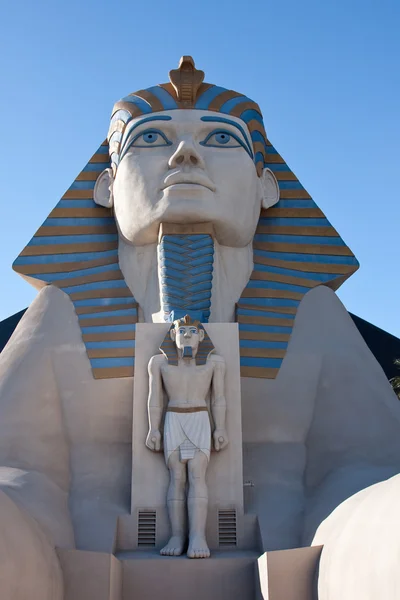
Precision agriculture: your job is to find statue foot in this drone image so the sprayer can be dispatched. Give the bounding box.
[160,535,185,556]
[187,535,210,559]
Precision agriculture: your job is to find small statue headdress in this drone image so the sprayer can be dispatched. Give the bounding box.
[160,315,215,366]
[173,314,201,329]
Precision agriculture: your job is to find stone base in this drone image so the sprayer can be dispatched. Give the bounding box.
[57,544,322,600]
[118,550,258,600]
[57,549,122,600]
[256,546,323,600]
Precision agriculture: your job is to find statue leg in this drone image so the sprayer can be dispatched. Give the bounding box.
[187,450,210,559]
[160,449,187,556]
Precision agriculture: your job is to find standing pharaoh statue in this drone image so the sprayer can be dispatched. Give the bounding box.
[146,316,228,558]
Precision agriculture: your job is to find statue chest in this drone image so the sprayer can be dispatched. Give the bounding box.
[161,363,214,400]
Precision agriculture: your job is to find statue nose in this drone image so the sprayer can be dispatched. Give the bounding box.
[168,140,205,169]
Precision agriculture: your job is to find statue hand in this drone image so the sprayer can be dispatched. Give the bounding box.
[213,429,228,451]
[146,429,161,452]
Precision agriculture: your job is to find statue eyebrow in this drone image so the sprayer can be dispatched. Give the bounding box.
[200,116,253,159]
[120,115,172,154]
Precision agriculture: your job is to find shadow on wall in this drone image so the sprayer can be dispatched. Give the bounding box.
[0,308,399,381]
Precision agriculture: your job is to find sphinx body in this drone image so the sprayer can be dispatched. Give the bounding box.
[2,57,400,599]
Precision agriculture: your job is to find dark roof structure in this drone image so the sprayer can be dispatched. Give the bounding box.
[0,310,26,354]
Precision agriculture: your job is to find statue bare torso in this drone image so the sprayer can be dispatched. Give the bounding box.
[160,359,215,408]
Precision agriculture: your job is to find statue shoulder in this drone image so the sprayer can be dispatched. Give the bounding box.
[208,353,225,367]
[148,353,167,371]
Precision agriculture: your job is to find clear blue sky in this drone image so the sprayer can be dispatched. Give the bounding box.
[1,0,399,336]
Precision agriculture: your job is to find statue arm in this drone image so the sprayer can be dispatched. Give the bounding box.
[210,356,228,451]
[145,355,164,452]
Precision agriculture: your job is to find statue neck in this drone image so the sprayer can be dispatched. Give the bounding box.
[118,236,253,323]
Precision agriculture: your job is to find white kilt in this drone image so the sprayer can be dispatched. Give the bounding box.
[163,410,211,464]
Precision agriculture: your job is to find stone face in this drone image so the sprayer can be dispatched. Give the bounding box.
[103,109,272,248]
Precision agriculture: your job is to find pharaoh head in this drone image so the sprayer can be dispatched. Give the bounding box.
[159,315,215,365]
[170,315,205,358]
[12,56,360,380]
[94,56,280,247]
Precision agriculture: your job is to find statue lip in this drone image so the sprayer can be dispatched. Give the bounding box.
[161,171,216,192]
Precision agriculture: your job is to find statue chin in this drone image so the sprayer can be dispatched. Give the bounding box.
[116,219,256,248]
[115,201,259,248]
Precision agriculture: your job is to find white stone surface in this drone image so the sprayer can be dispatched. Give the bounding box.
[240,285,400,550]
[0,490,63,600]
[256,546,322,600]
[1,282,400,592]
[57,549,122,600]
[314,474,400,600]
[0,285,133,556]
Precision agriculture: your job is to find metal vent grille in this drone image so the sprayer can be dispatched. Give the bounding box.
[138,510,156,547]
[218,509,237,547]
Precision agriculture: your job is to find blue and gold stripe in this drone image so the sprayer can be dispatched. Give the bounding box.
[238,140,359,379]
[108,79,268,175]
[13,143,137,380]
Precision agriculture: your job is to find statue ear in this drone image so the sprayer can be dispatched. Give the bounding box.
[261,168,280,209]
[94,168,114,208]
[170,328,176,342]
[198,329,205,342]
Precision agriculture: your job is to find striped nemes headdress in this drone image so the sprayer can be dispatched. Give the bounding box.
[12,55,360,381]
[108,56,267,177]
[160,315,215,366]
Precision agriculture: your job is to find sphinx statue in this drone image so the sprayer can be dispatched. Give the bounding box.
[1,56,400,599]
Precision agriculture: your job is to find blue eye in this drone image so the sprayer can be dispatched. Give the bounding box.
[190,329,197,334]
[215,132,230,144]
[200,129,242,149]
[128,128,172,149]
[142,132,159,144]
